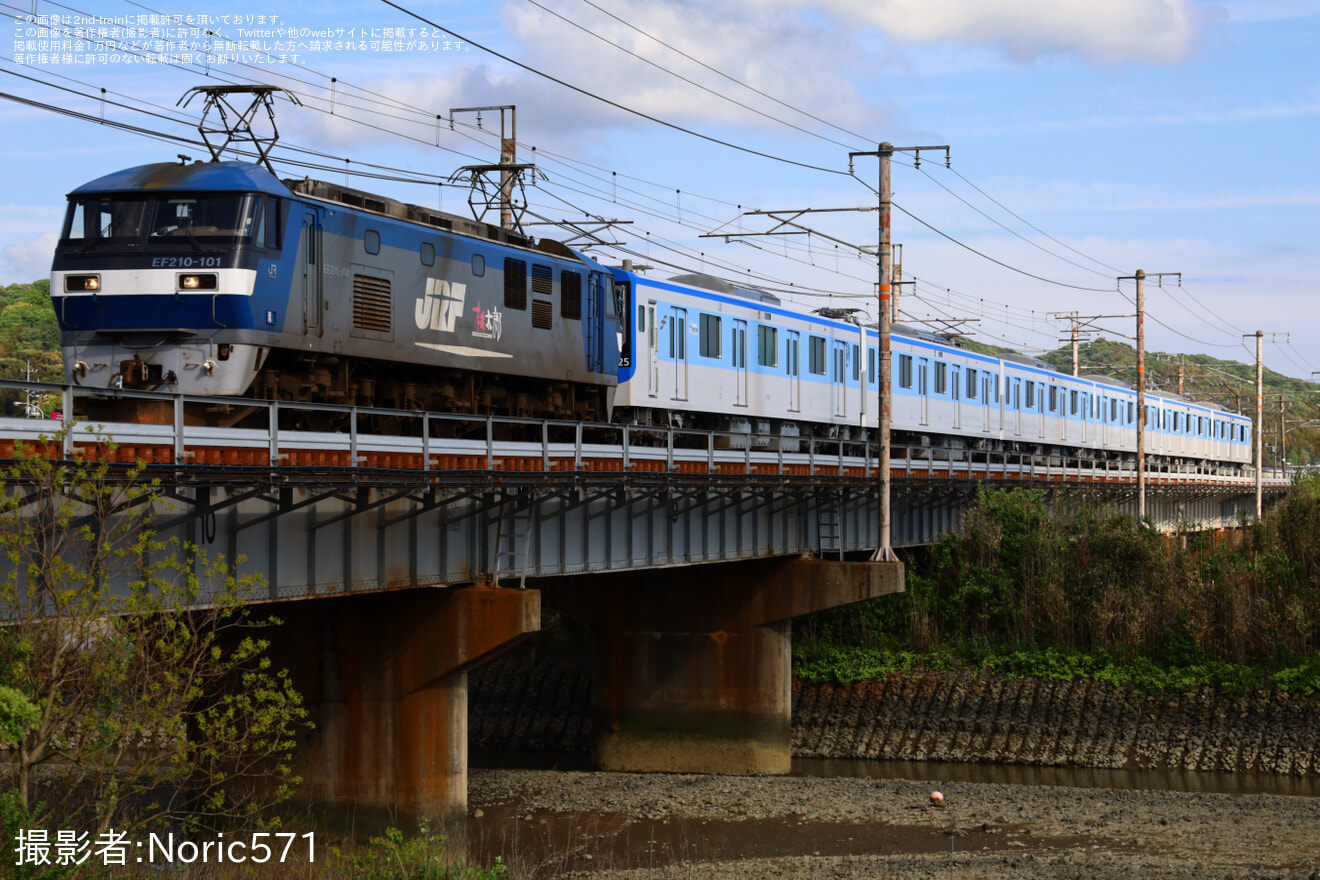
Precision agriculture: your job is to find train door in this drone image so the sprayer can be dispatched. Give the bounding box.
[832,340,847,418]
[1012,378,1022,436]
[917,357,929,425]
[786,330,801,412]
[1080,392,1090,444]
[982,373,992,433]
[300,211,322,337]
[585,271,603,373]
[669,306,688,401]
[646,300,659,398]
[951,364,961,430]
[732,319,748,407]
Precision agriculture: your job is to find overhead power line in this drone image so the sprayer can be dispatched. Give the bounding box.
[379,0,849,176]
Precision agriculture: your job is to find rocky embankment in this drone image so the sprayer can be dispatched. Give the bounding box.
[470,655,1320,773]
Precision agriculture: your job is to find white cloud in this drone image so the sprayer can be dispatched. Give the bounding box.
[0,233,58,287]
[798,0,1214,65]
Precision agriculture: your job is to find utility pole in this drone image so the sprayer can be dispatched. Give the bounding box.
[449,105,522,231]
[1049,312,1131,377]
[891,244,903,321]
[1119,271,1178,524]
[1178,357,1185,396]
[1245,331,1289,518]
[850,143,949,563]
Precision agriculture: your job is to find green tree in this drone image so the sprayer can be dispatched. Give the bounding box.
[0,428,308,838]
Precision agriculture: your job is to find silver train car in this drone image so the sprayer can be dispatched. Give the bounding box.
[609,269,1253,469]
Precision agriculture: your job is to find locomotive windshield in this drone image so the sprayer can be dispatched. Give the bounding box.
[60,193,279,250]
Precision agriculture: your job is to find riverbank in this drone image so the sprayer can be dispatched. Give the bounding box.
[468,768,1320,879]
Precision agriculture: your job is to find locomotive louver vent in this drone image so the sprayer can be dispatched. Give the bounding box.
[561,271,582,320]
[532,300,553,330]
[504,258,527,311]
[531,264,553,296]
[353,274,392,332]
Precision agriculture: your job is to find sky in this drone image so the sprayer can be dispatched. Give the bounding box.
[1,0,1318,385]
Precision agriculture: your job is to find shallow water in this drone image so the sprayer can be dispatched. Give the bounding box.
[791,756,1320,797]
[472,751,1320,798]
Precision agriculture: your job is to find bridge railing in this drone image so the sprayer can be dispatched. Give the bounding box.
[0,380,1290,489]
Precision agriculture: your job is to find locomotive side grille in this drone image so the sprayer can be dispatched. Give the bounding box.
[504,258,527,310]
[561,271,582,320]
[532,299,553,330]
[352,274,392,333]
[531,264,553,296]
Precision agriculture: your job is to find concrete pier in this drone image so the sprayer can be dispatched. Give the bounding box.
[544,556,903,774]
[266,586,539,828]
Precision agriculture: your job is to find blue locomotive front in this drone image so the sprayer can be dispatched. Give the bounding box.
[50,159,621,425]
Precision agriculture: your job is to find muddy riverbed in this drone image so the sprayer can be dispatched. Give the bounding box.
[468,768,1320,879]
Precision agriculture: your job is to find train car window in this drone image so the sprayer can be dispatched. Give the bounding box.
[561,271,582,320]
[934,361,947,395]
[1198,416,1204,436]
[637,304,645,331]
[899,354,912,389]
[757,326,778,368]
[1026,381,1035,409]
[851,345,859,382]
[1070,390,1078,415]
[966,368,977,400]
[532,264,553,296]
[787,335,799,377]
[809,336,826,375]
[503,258,527,310]
[869,348,877,383]
[699,314,721,358]
[1128,402,1134,424]
[1049,385,1058,412]
[364,229,380,255]
[420,242,435,267]
[917,359,929,396]
[471,253,486,276]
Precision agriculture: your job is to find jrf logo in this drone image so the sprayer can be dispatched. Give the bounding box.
[414,279,467,332]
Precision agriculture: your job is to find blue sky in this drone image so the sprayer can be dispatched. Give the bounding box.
[2,0,1317,382]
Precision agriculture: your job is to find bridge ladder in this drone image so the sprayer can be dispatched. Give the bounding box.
[494,504,535,588]
[817,500,843,560]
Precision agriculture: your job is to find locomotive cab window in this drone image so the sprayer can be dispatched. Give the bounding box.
[471,253,486,276]
[420,242,435,266]
[364,229,380,255]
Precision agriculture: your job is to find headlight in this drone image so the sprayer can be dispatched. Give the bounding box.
[178,273,217,291]
[65,274,100,291]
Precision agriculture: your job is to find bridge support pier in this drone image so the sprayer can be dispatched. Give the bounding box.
[545,557,902,774]
[267,586,539,831]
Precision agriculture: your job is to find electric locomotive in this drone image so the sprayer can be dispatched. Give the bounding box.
[49,158,621,427]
